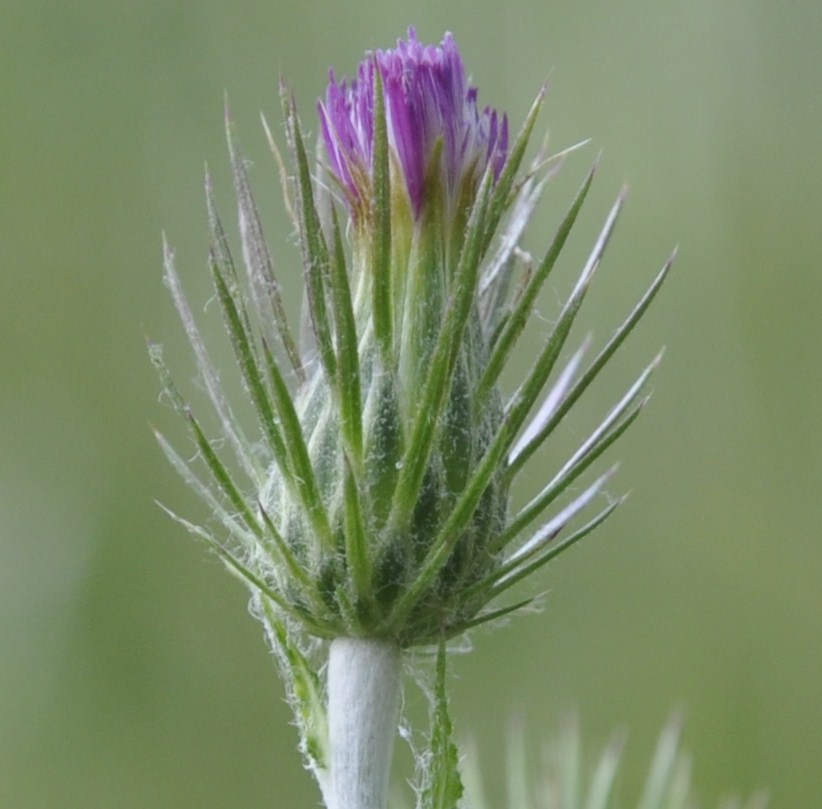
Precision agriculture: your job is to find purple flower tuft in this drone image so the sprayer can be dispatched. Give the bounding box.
[319,28,508,219]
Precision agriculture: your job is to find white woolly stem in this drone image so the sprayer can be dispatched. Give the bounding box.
[326,637,402,809]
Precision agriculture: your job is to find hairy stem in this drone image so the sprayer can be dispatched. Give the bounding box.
[326,638,402,809]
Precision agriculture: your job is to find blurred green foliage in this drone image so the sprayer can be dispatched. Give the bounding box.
[1,1,820,806]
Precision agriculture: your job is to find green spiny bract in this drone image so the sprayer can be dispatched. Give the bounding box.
[261,242,508,646]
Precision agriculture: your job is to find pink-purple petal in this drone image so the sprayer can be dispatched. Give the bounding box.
[319,28,508,219]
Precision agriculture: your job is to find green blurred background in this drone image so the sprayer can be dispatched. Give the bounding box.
[2,0,820,806]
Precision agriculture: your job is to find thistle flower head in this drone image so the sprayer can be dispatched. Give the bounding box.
[153,32,674,804]
[319,27,508,225]
[155,30,672,655]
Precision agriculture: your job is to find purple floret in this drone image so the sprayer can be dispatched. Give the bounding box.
[318,28,508,219]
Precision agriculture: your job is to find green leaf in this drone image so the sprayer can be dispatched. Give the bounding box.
[505,719,530,809]
[371,62,393,363]
[256,498,327,613]
[507,250,674,477]
[475,160,597,410]
[489,496,624,599]
[463,716,766,809]
[205,165,258,358]
[461,467,618,603]
[392,190,629,622]
[184,405,264,540]
[444,595,537,637]
[420,642,464,809]
[210,248,289,468]
[479,148,551,334]
[224,105,303,381]
[260,598,330,772]
[557,716,582,809]
[386,169,494,544]
[483,85,547,252]
[260,337,335,550]
[505,338,590,471]
[342,453,372,614]
[153,426,257,551]
[149,341,263,541]
[209,236,334,551]
[500,188,625,443]
[496,354,659,552]
[281,83,337,382]
[584,733,626,809]
[500,401,641,553]
[328,203,364,465]
[260,111,301,236]
[637,717,685,809]
[491,466,617,584]
[158,505,309,622]
[161,238,261,484]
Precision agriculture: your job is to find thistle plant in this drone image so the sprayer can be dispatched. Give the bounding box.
[149,26,720,809]
[461,717,769,809]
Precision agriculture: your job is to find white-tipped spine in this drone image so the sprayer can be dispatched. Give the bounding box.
[326,638,402,809]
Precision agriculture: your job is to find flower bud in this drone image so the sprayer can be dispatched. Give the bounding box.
[159,27,668,652]
[258,29,512,645]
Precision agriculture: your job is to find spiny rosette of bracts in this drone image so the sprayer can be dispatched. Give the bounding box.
[152,28,673,650]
